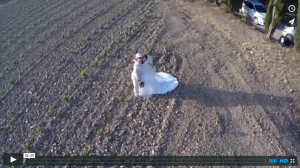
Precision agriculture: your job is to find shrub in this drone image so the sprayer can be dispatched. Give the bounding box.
[49,108,57,116]
[80,71,87,79]
[92,59,98,67]
[73,82,79,89]
[82,150,89,156]
[23,143,30,150]
[97,129,103,136]
[294,4,300,53]
[61,96,69,103]
[36,126,42,133]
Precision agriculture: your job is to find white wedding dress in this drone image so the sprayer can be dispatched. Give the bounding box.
[138,63,178,98]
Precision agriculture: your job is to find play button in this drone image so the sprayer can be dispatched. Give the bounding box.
[3,153,22,166]
[10,156,16,163]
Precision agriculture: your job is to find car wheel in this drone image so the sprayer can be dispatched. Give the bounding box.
[253,17,258,25]
[286,34,294,42]
[280,36,285,44]
[280,36,292,46]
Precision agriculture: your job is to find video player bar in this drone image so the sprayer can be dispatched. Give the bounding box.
[2,154,298,166]
[25,156,297,166]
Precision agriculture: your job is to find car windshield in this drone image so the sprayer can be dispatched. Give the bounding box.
[255,5,267,13]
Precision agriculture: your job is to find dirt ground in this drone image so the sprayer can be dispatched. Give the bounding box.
[0,0,300,167]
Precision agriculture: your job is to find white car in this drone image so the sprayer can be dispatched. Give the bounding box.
[282,26,295,39]
[240,0,267,25]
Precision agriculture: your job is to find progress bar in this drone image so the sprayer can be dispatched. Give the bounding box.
[24,156,298,166]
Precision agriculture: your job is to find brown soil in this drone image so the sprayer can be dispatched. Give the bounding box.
[0,0,300,167]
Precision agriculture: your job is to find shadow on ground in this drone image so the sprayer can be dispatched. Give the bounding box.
[170,83,300,154]
[175,84,293,107]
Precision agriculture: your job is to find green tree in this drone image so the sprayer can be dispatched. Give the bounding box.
[294,3,300,53]
[227,0,244,12]
[265,0,284,38]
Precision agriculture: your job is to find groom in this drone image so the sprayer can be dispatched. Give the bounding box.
[131,53,156,96]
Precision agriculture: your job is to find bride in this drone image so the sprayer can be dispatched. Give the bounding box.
[131,53,178,98]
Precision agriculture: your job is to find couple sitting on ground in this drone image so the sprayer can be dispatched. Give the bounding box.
[131,53,178,98]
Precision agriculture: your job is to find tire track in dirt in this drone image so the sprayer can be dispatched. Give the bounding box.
[202,10,300,156]
[170,0,300,157]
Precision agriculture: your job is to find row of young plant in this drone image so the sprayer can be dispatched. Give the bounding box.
[0,0,147,149]
[0,0,124,90]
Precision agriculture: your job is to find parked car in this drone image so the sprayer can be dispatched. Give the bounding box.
[280,26,295,46]
[239,0,267,25]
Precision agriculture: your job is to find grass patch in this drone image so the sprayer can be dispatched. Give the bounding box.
[9,79,14,85]
[146,48,153,55]
[48,108,57,117]
[31,87,37,93]
[0,126,2,131]
[61,96,69,103]
[220,5,230,13]
[13,59,17,64]
[29,62,33,67]
[127,81,133,88]
[101,50,106,57]
[82,150,89,156]
[161,41,172,52]
[0,90,4,95]
[10,110,15,115]
[197,123,203,128]
[107,112,113,119]
[87,36,91,41]
[23,142,30,150]
[80,71,87,79]
[18,70,23,75]
[61,57,66,63]
[69,49,75,54]
[92,30,97,34]
[51,66,56,71]
[108,43,114,50]
[36,126,42,134]
[125,30,130,36]
[73,82,79,89]
[36,40,40,44]
[92,59,98,67]
[97,129,104,136]
[118,96,124,102]
[240,17,246,23]
[4,66,8,72]
[117,38,122,43]
[42,75,47,81]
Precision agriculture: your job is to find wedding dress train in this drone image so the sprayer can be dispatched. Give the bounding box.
[138,64,178,98]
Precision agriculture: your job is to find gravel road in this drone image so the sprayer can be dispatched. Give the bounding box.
[0,0,300,167]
